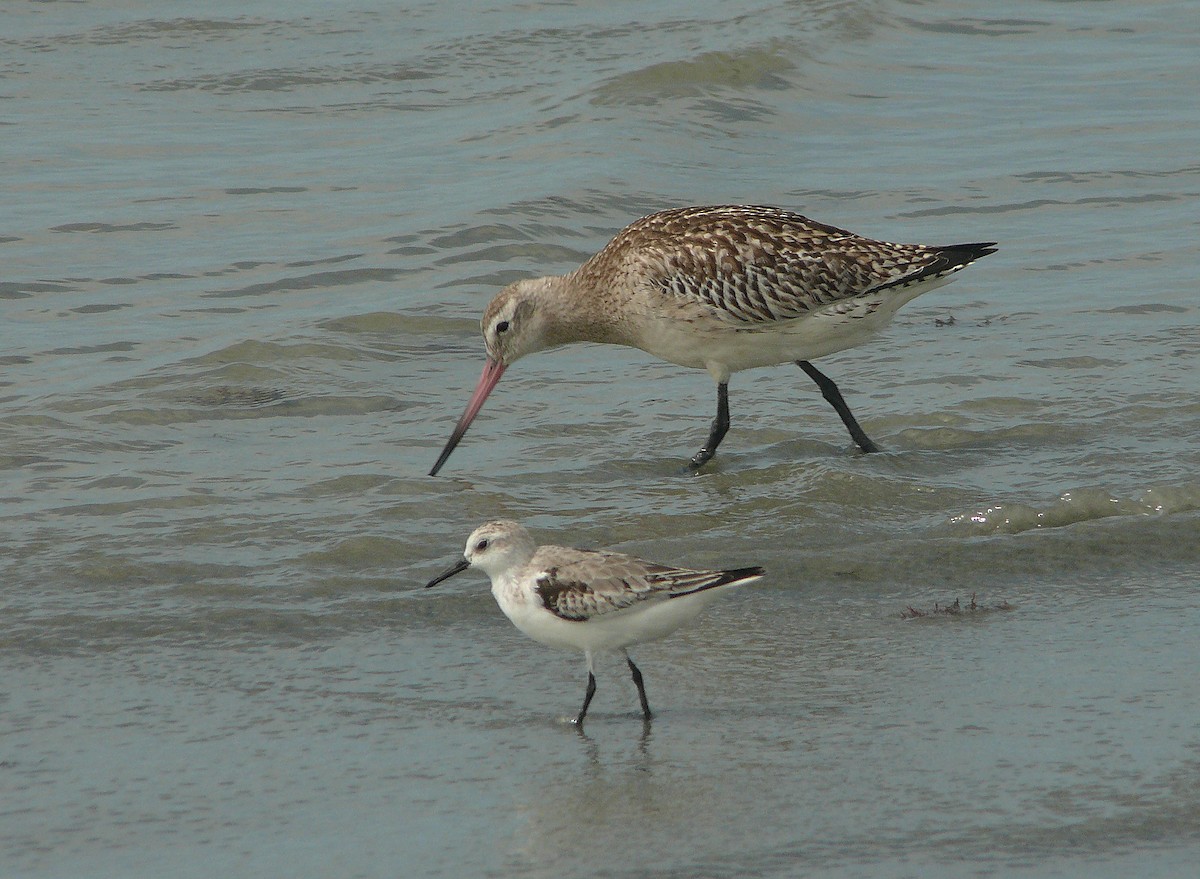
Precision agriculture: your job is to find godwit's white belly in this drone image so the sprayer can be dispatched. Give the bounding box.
[630,276,951,379]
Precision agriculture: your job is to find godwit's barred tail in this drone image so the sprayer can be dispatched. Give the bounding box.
[429,205,996,475]
[425,520,763,724]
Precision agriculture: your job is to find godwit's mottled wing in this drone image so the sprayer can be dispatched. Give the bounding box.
[587,205,995,324]
[530,545,762,622]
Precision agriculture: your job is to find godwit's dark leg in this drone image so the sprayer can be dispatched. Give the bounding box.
[689,381,730,470]
[624,650,652,720]
[796,361,880,453]
[573,667,597,725]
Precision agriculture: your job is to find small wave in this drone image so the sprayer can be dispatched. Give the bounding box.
[592,47,796,105]
[944,484,1200,536]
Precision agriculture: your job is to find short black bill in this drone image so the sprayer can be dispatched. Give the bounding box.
[425,557,470,588]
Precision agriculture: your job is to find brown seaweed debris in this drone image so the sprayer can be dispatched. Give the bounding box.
[900,593,1013,620]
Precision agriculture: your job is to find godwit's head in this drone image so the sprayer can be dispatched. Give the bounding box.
[428,277,558,476]
[480,277,559,366]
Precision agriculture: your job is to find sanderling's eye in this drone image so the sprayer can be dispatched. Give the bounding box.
[474,538,490,552]
[494,320,510,334]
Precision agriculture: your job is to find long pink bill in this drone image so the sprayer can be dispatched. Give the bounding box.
[428,358,507,476]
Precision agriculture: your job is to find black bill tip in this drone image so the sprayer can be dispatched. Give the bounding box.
[426,557,470,588]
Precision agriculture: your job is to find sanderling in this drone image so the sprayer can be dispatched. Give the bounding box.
[426,520,764,724]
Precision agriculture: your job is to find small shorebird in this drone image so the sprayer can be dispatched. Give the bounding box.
[426,520,763,724]
[429,205,995,474]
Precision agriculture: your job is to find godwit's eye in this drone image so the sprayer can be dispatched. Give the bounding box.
[474,538,490,552]
[495,320,510,334]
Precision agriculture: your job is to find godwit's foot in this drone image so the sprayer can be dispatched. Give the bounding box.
[796,360,881,454]
[687,381,730,471]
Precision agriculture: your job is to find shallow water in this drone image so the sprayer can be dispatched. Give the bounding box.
[3,1,1199,877]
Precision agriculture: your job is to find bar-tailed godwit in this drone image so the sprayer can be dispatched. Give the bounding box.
[429,205,995,474]
[426,520,764,724]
